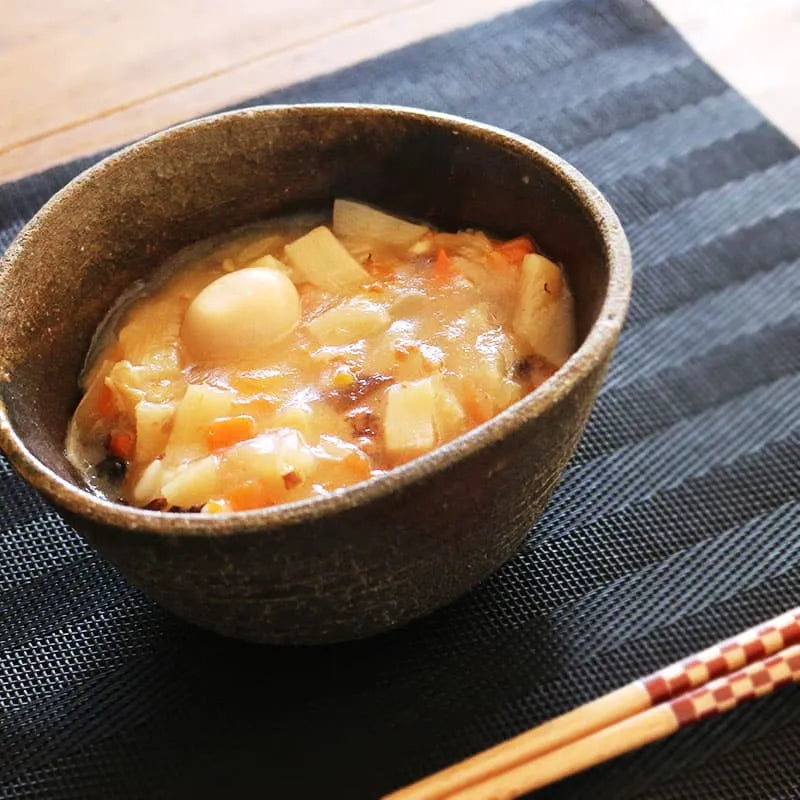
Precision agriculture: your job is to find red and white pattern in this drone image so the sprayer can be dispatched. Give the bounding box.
[641,609,800,704]
[669,644,800,727]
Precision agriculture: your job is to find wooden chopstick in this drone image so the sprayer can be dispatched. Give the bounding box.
[384,608,800,800]
[445,643,800,799]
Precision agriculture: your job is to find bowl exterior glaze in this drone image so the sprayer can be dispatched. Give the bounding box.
[0,105,630,643]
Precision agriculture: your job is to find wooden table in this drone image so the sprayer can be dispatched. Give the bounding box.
[2,0,798,183]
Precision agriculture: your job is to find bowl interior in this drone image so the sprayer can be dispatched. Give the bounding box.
[0,106,614,494]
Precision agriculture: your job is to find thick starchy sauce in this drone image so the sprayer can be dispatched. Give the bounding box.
[66,200,576,513]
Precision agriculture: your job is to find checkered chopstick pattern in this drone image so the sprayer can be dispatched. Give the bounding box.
[387,618,800,799]
[386,608,800,800]
[642,607,800,704]
[670,643,800,728]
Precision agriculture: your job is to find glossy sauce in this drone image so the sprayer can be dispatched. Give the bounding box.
[66,201,575,513]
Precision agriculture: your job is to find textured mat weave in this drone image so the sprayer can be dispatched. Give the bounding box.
[2,1,799,797]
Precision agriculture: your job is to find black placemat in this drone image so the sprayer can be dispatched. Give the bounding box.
[2,1,799,797]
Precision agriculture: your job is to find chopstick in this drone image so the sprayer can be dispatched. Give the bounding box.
[384,608,800,800]
[436,643,800,799]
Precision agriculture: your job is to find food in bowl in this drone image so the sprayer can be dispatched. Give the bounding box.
[1,104,630,643]
[66,199,575,513]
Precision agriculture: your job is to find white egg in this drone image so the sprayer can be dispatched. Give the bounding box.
[181,268,300,361]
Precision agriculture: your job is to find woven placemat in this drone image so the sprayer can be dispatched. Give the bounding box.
[2,1,799,797]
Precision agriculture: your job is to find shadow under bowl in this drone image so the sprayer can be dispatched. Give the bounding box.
[0,104,631,644]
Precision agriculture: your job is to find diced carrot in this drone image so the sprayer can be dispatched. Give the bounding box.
[108,430,136,461]
[226,481,275,511]
[236,396,278,417]
[433,248,453,281]
[229,372,283,395]
[393,341,419,362]
[343,452,372,481]
[461,393,490,426]
[282,470,303,490]
[97,383,115,417]
[494,236,535,266]
[207,415,256,451]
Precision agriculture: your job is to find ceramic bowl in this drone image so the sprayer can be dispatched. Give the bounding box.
[0,105,630,643]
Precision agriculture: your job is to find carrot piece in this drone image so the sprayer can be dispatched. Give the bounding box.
[282,470,303,490]
[97,383,115,417]
[226,481,275,511]
[394,342,418,361]
[235,396,278,417]
[108,430,135,461]
[207,415,256,451]
[343,452,372,481]
[494,236,535,266]
[461,393,490,426]
[433,248,453,281]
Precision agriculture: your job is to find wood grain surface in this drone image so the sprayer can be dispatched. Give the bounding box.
[1,0,798,182]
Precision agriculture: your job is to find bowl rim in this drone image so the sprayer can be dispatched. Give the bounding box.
[0,102,631,536]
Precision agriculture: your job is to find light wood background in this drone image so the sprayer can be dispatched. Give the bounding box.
[1,0,798,183]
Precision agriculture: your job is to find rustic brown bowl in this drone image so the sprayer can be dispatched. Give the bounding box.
[0,104,630,644]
